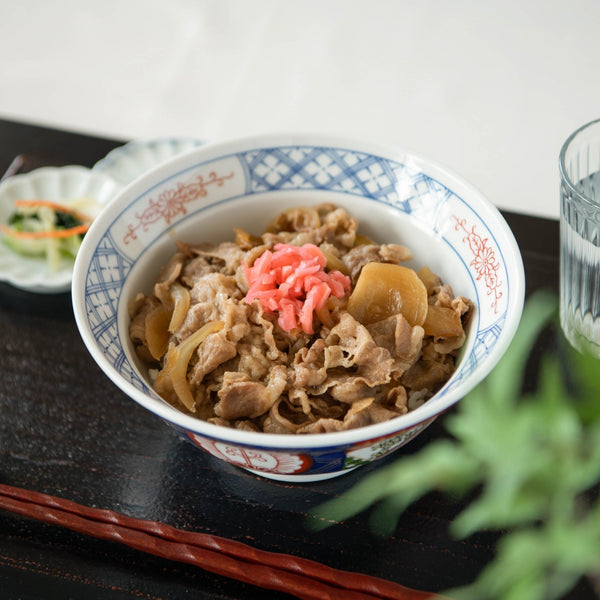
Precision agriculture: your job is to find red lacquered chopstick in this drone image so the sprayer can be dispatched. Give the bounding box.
[0,484,444,600]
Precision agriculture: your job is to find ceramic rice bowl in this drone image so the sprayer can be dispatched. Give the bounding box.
[72,134,525,482]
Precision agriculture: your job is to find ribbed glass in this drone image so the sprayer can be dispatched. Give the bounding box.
[560,118,600,356]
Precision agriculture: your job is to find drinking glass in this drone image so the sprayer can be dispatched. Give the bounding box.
[560,118,600,357]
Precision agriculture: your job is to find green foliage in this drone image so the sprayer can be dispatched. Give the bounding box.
[312,292,600,599]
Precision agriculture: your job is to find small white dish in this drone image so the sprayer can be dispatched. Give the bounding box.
[92,137,205,187]
[0,166,122,294]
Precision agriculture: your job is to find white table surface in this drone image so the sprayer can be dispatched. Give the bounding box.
[1,0,598,221]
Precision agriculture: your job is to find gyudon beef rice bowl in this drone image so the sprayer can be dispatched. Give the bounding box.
[129,203,472,435]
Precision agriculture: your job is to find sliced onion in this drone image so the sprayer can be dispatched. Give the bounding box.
[168,282,191,333]
[159,321,224,412]
[319,247,349,275]
[145,306,172,360]
[423,304,463,338]
[416,265,441,295]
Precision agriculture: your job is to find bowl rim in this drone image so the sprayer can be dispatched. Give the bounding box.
[72,132,525,450]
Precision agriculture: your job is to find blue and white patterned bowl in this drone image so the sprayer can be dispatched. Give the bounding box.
[72,134,525,482]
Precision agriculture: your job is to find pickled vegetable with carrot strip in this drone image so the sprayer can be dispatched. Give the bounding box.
[1,198,101,271]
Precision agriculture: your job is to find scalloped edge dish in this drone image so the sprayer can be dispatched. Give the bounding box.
[92,137,205,187]
[0,166,122,294]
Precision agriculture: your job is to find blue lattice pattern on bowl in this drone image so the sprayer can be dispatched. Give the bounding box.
[74,137,524,481]
[241,146,450,220]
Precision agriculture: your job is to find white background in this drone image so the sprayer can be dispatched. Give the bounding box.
[1,0,599,220]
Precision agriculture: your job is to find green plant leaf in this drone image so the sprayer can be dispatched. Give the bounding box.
[478,290,557,409]
[310,291,600,600]
[310,440,480,530]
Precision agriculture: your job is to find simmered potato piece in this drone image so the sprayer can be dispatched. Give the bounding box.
[347,262,428,326]
[423,304,464,337]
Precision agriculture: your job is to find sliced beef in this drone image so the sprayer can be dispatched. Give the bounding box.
[215,365,287,420]
[130,203,472,434]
